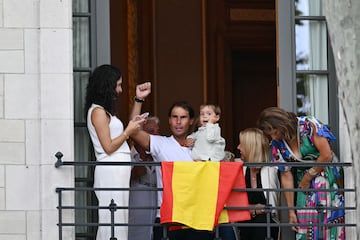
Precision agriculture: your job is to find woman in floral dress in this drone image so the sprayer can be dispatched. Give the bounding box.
[257,107,345,240]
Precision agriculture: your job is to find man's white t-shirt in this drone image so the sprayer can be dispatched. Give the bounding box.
[150,135,193,217]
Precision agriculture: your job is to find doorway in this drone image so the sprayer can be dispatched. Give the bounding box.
[205,0,277,155]
[109,0,277,156]
[229,50,277,156]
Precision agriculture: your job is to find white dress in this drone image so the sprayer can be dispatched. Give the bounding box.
[87,104,131,240]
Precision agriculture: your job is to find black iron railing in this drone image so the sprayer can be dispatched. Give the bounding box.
[55,152,356,240]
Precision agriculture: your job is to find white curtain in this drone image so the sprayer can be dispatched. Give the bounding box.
[308,0,329,123]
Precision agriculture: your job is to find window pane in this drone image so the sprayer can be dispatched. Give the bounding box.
[73,17,91,68]
[75,180,97,238]
[73,0,89,13]
[296,0,322,16]
[296,74,328,123]
[74,72,90,123]
[74,127,92,173]
[296,20,327,70]
[74,127,96,237]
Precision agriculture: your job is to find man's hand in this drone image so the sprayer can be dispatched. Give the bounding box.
[136,82,151,99]
[185,138,194,147]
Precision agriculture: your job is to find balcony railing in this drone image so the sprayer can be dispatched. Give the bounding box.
[54,152,356,240]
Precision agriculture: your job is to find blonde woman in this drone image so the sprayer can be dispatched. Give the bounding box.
[237,128,280,240]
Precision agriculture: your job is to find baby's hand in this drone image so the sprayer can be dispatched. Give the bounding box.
[185,138,194,147]
[209,118,218,124]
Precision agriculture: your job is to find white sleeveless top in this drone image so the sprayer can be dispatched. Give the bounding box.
[87,104,130,160]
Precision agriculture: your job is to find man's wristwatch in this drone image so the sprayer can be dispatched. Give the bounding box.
[134,96,145,103]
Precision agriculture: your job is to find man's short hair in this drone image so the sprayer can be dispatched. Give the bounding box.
[167,101,195,119]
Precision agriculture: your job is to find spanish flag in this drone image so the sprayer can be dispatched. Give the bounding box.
[160,161,250,231]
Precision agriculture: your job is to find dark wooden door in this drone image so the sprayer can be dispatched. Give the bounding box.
[206,0,277,156]
[230,50,277,156]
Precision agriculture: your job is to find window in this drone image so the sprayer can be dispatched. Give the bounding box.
[295,0,329,123]
[73,0,111,238]
[73,0,97,239]
[278,0,339,154]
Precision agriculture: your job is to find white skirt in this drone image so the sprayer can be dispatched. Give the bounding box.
[94,152,131,240]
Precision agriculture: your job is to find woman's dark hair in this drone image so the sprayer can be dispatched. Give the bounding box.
[167,101,195,119]
[84,64,122,118]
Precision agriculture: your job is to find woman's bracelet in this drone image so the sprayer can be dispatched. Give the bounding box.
[308,167,319,176]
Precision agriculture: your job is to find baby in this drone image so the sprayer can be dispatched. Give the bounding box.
[186,103,225,161]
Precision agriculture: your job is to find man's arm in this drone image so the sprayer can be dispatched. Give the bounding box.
[131,130,151,152]
[130,101,143,120]
[129,82,151,120]
[129,82,152,150]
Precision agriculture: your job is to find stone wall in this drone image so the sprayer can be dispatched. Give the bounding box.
[0,0,74,239]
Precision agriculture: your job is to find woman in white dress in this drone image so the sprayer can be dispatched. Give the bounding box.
[84,64,151,240]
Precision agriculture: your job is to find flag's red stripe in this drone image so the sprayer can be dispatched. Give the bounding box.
[160,162,174,222]
[225,164,251,222]
[214,162,237,224]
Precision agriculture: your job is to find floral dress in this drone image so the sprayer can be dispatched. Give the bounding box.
[271,116,345,240]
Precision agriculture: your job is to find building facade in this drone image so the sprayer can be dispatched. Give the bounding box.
[0,0,74,239]
[0,0,355,239]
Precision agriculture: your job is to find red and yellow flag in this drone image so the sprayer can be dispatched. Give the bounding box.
[160,161,250,231]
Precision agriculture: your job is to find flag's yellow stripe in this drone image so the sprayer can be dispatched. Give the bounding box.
[171,161,220,230]
[218,209,229,223]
